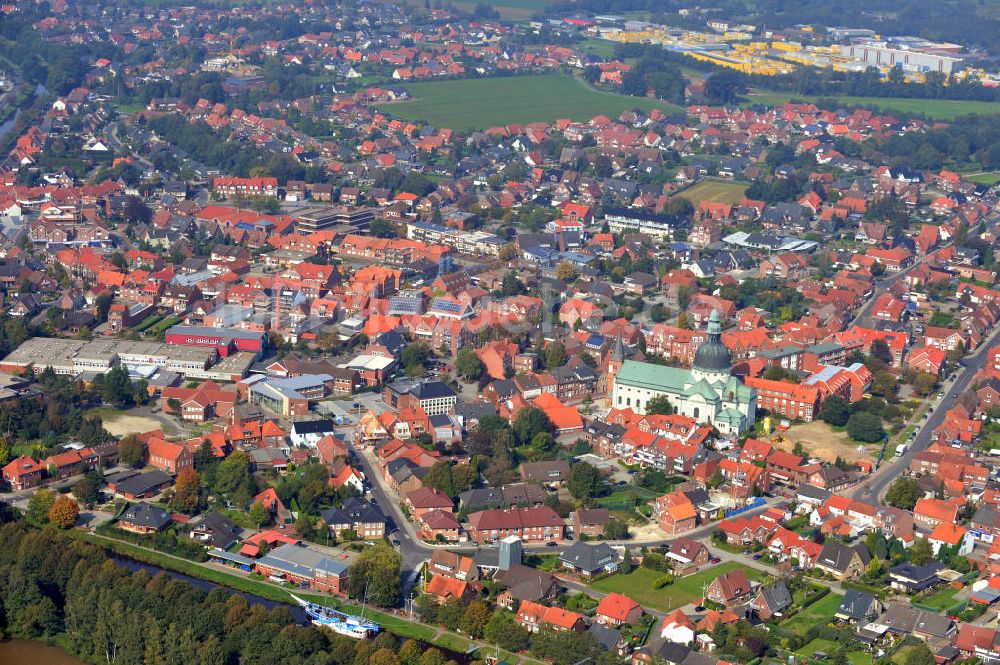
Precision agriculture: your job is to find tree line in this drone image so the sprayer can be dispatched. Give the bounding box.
[0,512,451,665]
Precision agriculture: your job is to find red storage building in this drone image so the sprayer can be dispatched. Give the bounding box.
[165,325,266,358]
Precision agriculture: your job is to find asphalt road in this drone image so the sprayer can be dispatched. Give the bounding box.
[852,324,1000,506]
[848,260,923,328]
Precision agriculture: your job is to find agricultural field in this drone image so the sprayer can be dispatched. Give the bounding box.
[780,592,844,637]
[744,90,1000,121]
[678,179,748,206]
[400,0,550,19]
[391,74,683,132]
[592,562,771,612]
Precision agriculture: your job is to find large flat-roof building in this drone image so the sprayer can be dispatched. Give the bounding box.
[254,542,350,594]
[165,325,267,358]
[844,41,964,74]
[0,337,250,382]
[294,206,374,233]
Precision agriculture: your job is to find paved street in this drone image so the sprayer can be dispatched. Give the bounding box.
[851,321,1000,506]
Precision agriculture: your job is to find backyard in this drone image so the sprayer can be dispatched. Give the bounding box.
[677,179,748,206]
[592,562,772,612]
[796,638,872,665]
[780,592,844,637]
[920,585,962,611]
[390,74,683,132]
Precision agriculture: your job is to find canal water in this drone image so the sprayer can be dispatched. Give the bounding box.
[0,639,87,665]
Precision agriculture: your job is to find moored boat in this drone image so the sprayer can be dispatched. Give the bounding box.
[289,593,380,639]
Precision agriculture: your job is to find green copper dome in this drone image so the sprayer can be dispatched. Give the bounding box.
[693,310,731,373]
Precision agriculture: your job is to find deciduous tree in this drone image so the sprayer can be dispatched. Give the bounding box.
[48,494,79,529]
[118,434,146,469]
[170,467,201,514]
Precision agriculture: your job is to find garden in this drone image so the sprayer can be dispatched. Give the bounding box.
[592,562,772,611]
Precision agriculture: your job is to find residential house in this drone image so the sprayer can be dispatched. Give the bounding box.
[814,541,870,580]
[835,590,884,623]
[558,541,619,578]
[119,503,172,534]
[595,593,643,626]
[705,569,753,607]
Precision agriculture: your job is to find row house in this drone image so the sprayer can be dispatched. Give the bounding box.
[464,506,565,544]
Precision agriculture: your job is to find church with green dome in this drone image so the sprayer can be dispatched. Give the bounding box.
[609,310,756,436]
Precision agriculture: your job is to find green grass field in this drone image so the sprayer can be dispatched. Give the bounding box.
[399,0,549,19]
[592,563,772,612]
[780,592,843,637]
[796,639,872,665]
[577,38,617,59]
[744,90,1000,120]
[391,75,683,132]
[963,171,1000,185]
[921,586,961,610]
[678,179,748,206]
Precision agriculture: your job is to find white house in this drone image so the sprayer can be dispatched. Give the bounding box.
[658,609,696,645]
[290,419,336,447]
[928,523,975,557]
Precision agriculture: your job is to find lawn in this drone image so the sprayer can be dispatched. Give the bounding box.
[796,639,871,665]
[390,74,684,132]
[797,638,837,658]
[921,585,961,610]
[592,563,771,611]
[744,90,1000,120]
[577,38,617,59]
[963,171,1000,185]
[780,592,843,637]
[677,179,748,206]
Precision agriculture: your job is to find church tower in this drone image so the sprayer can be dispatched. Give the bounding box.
[691,310,731,385]
[604,331,626,396]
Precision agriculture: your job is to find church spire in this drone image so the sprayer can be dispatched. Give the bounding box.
[610,331,625,363]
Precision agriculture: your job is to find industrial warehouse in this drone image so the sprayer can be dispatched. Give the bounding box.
[0,337,257,383]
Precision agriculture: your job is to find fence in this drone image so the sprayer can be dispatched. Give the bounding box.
[724,497,766,518]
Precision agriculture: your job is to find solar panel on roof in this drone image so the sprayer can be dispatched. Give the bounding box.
[388,297,422,315]
[430,299,463,314]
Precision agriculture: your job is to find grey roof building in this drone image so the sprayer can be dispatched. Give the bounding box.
[120,502,172,532]
[835,590,883,622]
[558,541,619,577]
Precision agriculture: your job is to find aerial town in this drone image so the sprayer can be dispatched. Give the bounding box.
[5,0,1000,664]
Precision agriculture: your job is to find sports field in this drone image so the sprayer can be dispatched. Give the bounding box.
[678,179,748,205]
[391,74,684,132]
[745,90,1000,120]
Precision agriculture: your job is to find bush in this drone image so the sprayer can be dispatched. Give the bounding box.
[652,574,674,589]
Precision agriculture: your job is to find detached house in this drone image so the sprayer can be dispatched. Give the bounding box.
[706,569,753,607]
[2,456,44,490]
[558,541,619,578]
[596,593,642,626]
[814,541,870,580]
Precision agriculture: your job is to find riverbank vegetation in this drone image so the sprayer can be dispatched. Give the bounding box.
[0,514,468,665]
